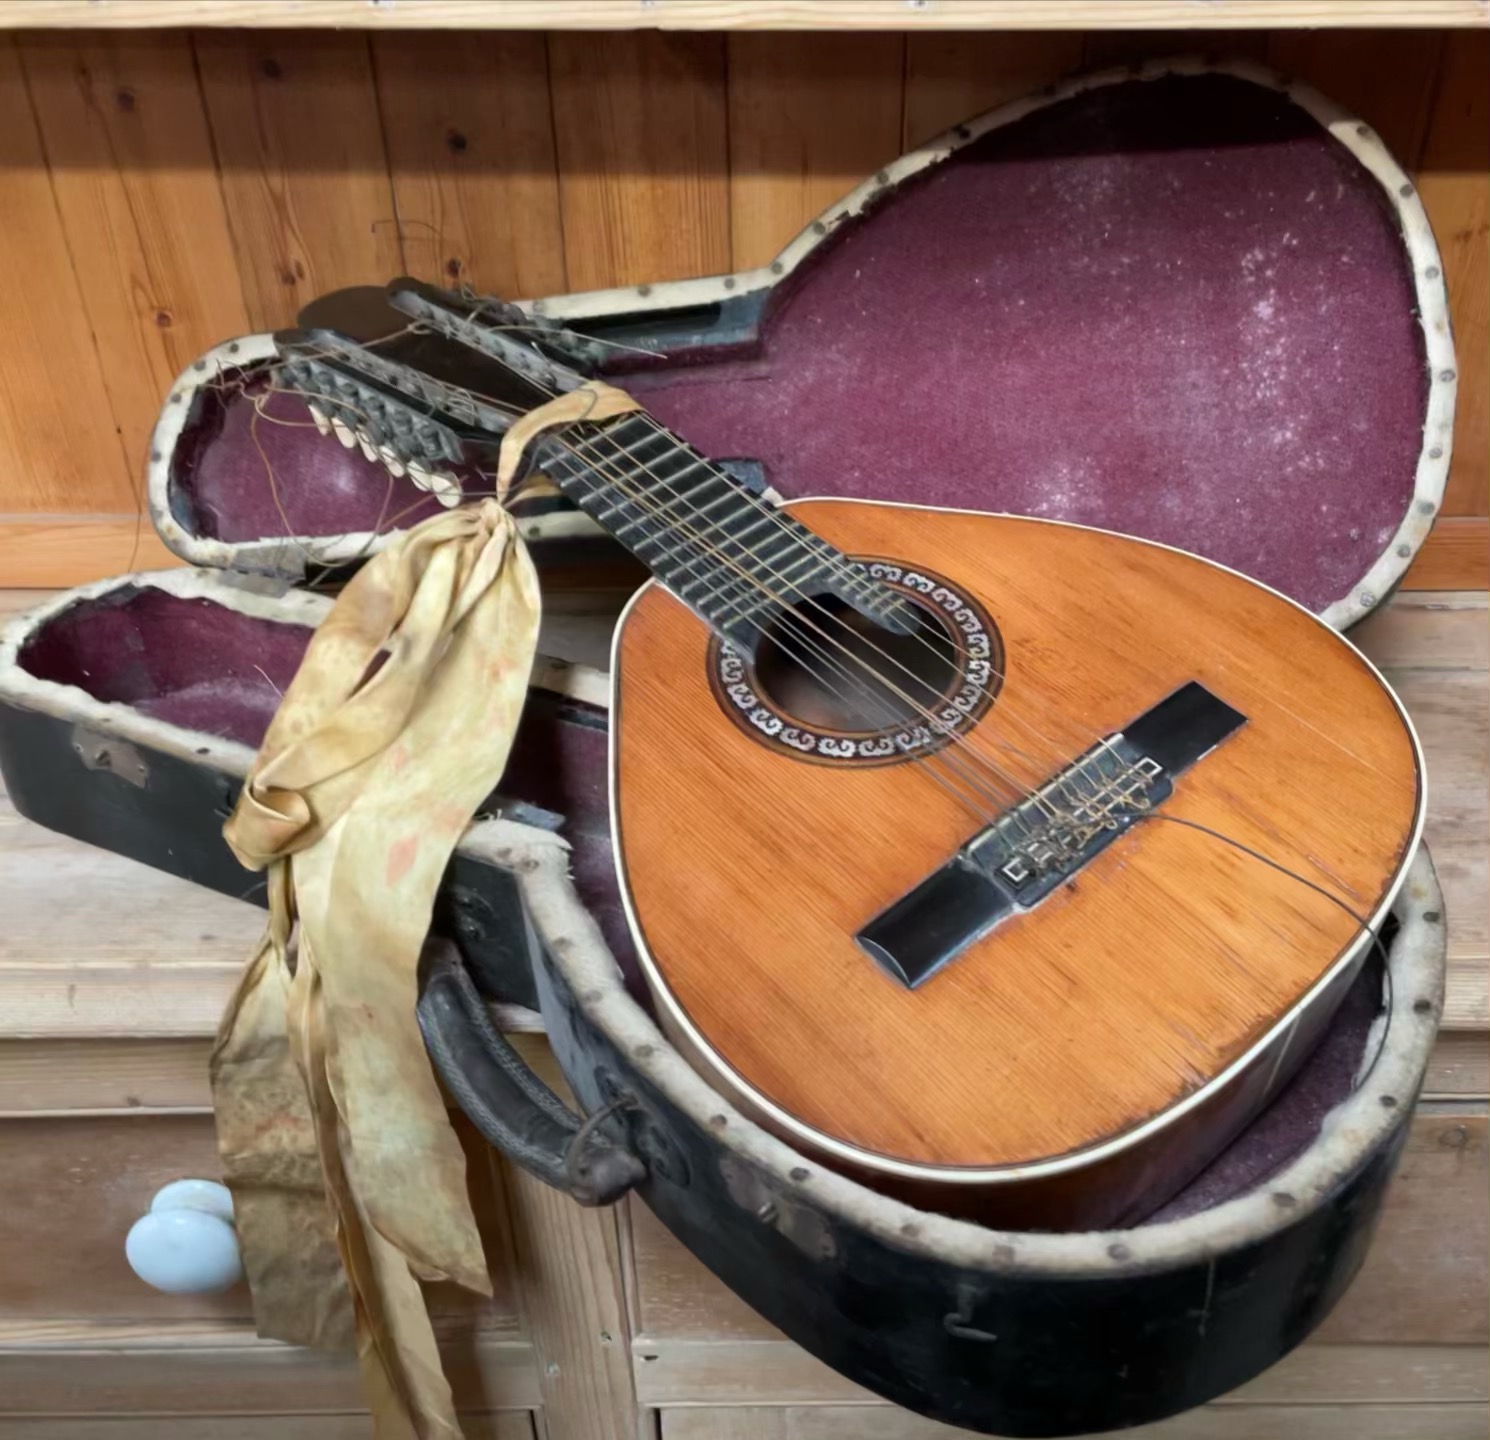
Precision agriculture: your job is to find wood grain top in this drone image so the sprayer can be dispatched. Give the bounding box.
[616,501,1424,1168]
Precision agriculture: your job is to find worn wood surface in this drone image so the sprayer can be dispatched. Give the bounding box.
[1426,1031,1490,1098]
[370,31,568,301]
[0,39,133,522]
[0,1420,535,1440]
[1416,31,1489,520]
[661,1402,1488,1440]
[1406,518,1490,591]
[501,1037,640,1440]
[633,1338,1489,1408]
[17,33,250,490]
[0,520,180,587]
[902,31,1085,149]
[194,31,404,331]
[1,2,1486,30]
[0,28,1481,586]
[0,1112,521,1325]
[548,33,730,292]
[726,33,903,271]
[0,1319,541,1414]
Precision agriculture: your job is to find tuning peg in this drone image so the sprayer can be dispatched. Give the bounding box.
[430,471,462,507]
[331,417,357,449]
[357,433,379,463]
[408,460,432,492]
[307,403,332,438]
[378,445,406,478]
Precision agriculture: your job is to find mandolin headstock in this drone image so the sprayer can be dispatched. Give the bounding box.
[271,278,603,509]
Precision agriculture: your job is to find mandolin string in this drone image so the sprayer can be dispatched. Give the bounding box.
[484,374,1101,823]
[382,411,1404,1023]
[257,324,1139,827]
[538,398,1113,807]
[515,416,1408,1071]
[537,437,1031,820]
[480,428,1406,1012]
[353,471,1026,820]
[274,366,1026,820]
[537,428,1047,819]
[448,376,1042,813]
[497,384,1068,803]
[618,411,1110,775]
[281,339,1402,1022]
[542,413,1096,821]
[263,317,1106,808]
[1140,812,1396,1042]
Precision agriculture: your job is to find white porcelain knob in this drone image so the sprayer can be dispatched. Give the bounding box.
[150,1178,235,1224]
[126,1179,243,1294]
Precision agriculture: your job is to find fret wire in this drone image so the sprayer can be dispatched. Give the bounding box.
[561,429,837,611]
[549,426,847,614]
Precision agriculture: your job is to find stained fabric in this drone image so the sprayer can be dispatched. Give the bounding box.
[211,498,540,1438]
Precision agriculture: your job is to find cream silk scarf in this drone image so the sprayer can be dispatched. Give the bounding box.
[211,498,541,1439]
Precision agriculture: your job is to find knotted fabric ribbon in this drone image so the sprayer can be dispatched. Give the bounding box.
[211,498,541,1439]
[494,379,642,501]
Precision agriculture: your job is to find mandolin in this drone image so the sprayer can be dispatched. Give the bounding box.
[282,282,1424,1229]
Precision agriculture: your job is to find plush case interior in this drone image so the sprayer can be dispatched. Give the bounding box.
[166,72,1429,617]
[18,582,1389,1227]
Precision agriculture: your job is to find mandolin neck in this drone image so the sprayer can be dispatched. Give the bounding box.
[532,411,903,652]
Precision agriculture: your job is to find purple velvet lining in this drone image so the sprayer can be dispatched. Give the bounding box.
[614,75,1425,612]
[166,78,1423,615]
[173,372,454,542]
[20,587,312,736]
[18,588,634,974]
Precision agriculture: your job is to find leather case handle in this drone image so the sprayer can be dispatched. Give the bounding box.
[417,938,645,1206]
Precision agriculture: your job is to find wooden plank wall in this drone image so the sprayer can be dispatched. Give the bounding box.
[0,27,1483,587]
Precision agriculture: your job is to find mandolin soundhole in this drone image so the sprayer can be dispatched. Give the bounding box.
[706,560,1003,767]
[754,594,959,732]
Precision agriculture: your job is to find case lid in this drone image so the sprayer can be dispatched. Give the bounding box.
[147,58,1452,627]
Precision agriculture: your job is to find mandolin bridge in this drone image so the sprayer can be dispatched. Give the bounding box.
[965,740,1170,908]
[856,682,1246,989]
